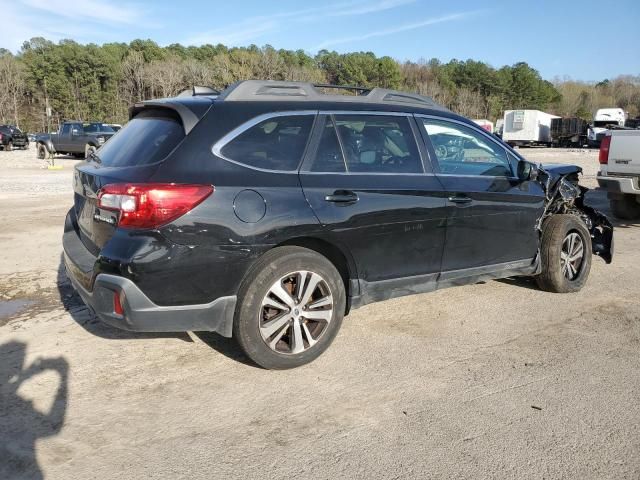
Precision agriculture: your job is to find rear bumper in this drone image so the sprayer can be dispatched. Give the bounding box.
[62,210,237,336]
[64,256,236,335]
[597,173,640,195]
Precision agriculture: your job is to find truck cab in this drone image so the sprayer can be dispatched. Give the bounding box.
[588,108,626,147]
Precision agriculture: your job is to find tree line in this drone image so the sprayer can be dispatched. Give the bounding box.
[0,37,638,132]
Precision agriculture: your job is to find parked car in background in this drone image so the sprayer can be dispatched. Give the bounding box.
[0,125,29,150]
[36,122,116,159]
[502,110,559,147]
[597,129,640,219]
[62,81,613,369]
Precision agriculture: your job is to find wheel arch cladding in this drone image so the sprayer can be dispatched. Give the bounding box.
[276,237,357,309]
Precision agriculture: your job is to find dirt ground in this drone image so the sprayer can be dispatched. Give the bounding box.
[1,147,639,479]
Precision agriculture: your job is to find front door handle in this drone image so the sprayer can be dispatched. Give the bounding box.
[325,190,359,204]
[448,195,473,205]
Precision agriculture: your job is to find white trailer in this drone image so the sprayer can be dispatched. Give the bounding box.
[502,110,560,147]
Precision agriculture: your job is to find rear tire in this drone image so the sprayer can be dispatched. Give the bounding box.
[37,144,47,159]
[610,195,640,220]
[535,214,592,293]
[234,246,346,369]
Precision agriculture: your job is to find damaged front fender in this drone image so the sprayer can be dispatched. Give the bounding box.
[536,164,613,264]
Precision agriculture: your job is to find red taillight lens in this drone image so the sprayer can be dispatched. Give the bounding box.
[98,183,213,229]
[113,292,124,315]
[599,135,611,164]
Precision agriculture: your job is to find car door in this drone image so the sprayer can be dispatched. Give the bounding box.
[58,123,74,152]
[299,112,447,295]
[417,115,545,274]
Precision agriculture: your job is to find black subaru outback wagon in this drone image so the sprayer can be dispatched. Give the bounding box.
[63,81,613,369]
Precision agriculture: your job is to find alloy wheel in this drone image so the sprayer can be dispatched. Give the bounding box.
[259,271,333,355]
[560,232,584,281]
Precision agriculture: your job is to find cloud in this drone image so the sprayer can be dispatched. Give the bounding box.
[327,0,414,17]
[184,0,415,47]
[315,11,480,50]
[20,0,142,25]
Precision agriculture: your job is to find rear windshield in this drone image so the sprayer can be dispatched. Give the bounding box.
[84,123,115,133]
[95,109,184,167]
[593,120,617,128]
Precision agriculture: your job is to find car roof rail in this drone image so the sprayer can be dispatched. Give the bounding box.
[216,80,448,111]
[178,86,220,97]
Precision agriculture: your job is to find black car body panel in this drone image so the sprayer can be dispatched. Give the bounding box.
[62,81,613,335]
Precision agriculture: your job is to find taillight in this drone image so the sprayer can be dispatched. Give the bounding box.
[599,135,611,164]
[113,292,124,315]
[98,183,213,229]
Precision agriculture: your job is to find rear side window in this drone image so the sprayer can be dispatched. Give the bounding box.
[220,115,313,171]
[96,110,184,167]
[334,115,422,173]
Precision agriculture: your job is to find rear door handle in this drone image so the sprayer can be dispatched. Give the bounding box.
[325,190,359,204]
[448,195,473,205]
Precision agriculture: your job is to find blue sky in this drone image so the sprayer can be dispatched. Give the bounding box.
[1,0,638,81]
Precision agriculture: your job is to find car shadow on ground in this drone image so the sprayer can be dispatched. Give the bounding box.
[56,253,258,367]
[0,340,68,480]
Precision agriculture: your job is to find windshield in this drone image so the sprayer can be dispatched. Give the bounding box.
[94,109,184,167]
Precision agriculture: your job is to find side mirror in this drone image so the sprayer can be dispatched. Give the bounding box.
[517,160,538,181]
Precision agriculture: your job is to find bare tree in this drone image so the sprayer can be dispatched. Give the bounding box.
[0,55,24,126]
[120,50,146,104]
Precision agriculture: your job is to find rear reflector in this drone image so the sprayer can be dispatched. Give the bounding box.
[113,292,124,315]
[98,183,213,229]
[599,135,611,164]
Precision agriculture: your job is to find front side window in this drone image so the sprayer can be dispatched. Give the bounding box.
[220,115,314,171]
[421,118,512,176]
[333,115,422,173]
[60,124,72,136]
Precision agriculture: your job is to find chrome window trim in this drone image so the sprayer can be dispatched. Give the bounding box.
[323,110,412,117]
[414,113,520,180]
[211,110,318,173]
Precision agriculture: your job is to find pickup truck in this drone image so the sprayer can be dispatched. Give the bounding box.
[596,129,640,219]
[36,121,116,159]
[0,124,29,150]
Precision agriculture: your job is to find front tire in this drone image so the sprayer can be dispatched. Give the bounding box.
[6,141,12,151]
[609,194,640,220]
[234,246,346,369]
[37,144,47,159]
[535,214,592,293]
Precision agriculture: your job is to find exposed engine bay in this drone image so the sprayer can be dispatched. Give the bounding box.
[537,164,613,264]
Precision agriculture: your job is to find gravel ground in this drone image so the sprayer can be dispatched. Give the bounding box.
[1,147,639,479]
